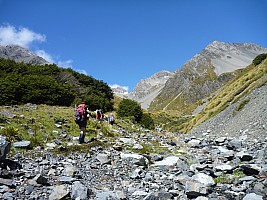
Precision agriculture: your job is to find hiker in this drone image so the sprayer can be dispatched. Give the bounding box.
[96,109,104,123]
[74,104,90,143]
[108,113,115,126]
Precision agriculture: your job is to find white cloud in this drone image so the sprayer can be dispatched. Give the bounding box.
[58,60,73,68]
[35,50,54,63]
[76,69,87,75]
[0,24,78,74]
[0,24,46,48]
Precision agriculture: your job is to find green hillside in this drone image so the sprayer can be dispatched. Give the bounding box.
[0,58,114,112]
[180,56,267,133]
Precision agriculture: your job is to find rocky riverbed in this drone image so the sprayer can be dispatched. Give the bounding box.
[0,125,266,200]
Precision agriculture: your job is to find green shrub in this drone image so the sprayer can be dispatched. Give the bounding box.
[252,53,267,66]
[140,113,155,130]
[0,126,22,142]
[117,99,143,123]
[235,98,250,111]
[214,170,245,184]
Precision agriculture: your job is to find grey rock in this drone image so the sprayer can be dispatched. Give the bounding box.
[215,164,233,172]
[0,136,11,161]
[192,173,215,187]
[241,164,261,175]
[96,153,111,165]
[48,185,69,200]
[71,181,88,200]
[13,140,31,148]
[187,139,201,147]
[33,174,48,185]
[3,192,13,200]
[63,165,76,177]
[144,192,173,200]
[242,193,263,200]
[57,176,76,183]
[0,178,14,187]
[185,181,210,198]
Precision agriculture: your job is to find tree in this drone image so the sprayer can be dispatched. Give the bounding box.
[117,99,143,123]
[140,113,155,130]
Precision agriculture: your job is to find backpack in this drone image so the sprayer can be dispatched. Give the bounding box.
[75,104,87,123]
[96,109,103,119]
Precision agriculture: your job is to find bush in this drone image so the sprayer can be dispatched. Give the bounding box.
[117,99,143,123]
[252,53,267,66]
[235,98,250,111]
[0,126,22,142]
[140,113,155,130]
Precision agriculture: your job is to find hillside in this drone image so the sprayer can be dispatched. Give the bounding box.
[0,58,114,111]
[138,41,267,113]
[181,56,267,136]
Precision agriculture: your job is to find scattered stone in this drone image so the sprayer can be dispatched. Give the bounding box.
[242,193,263,200]
[13,140,31,148]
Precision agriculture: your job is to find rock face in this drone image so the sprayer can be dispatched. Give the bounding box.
[128,70,174,109]
[0,45,49,65]
[133,41,267,111]
[200,41,267,75]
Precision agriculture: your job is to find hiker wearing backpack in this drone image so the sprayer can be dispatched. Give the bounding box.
[96,109,104,123]
[108,113,115,126]
[74,104,90,143]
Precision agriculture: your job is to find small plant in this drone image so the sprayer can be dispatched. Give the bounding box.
[0,126,22,142]
[0,116,7,123]
[214,169,245,184]
[235,98,250,111]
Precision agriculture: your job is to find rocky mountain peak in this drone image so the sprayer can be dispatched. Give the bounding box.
[128,70,174,109]
[111,85,129,98]
[0,44,49,65]
[199,41,267,75]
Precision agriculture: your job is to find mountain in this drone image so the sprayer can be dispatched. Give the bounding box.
[111,85,129,98]
[0,44,49,65]
[128,70,174,109]
[144,41,267,113]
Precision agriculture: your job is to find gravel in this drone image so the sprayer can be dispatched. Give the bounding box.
[189,83,267,141]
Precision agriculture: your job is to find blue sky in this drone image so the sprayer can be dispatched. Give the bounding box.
[0,0,266,92]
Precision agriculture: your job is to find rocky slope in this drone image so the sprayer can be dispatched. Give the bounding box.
[128,70,174,109]
[0,44,49,65]
[188,82,267,141]
[142,41,267,112]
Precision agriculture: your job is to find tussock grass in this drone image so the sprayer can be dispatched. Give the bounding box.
[0,104,116,149]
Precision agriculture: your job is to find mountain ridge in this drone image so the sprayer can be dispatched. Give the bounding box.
[130,41,267,113]
[0,44,49,65]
